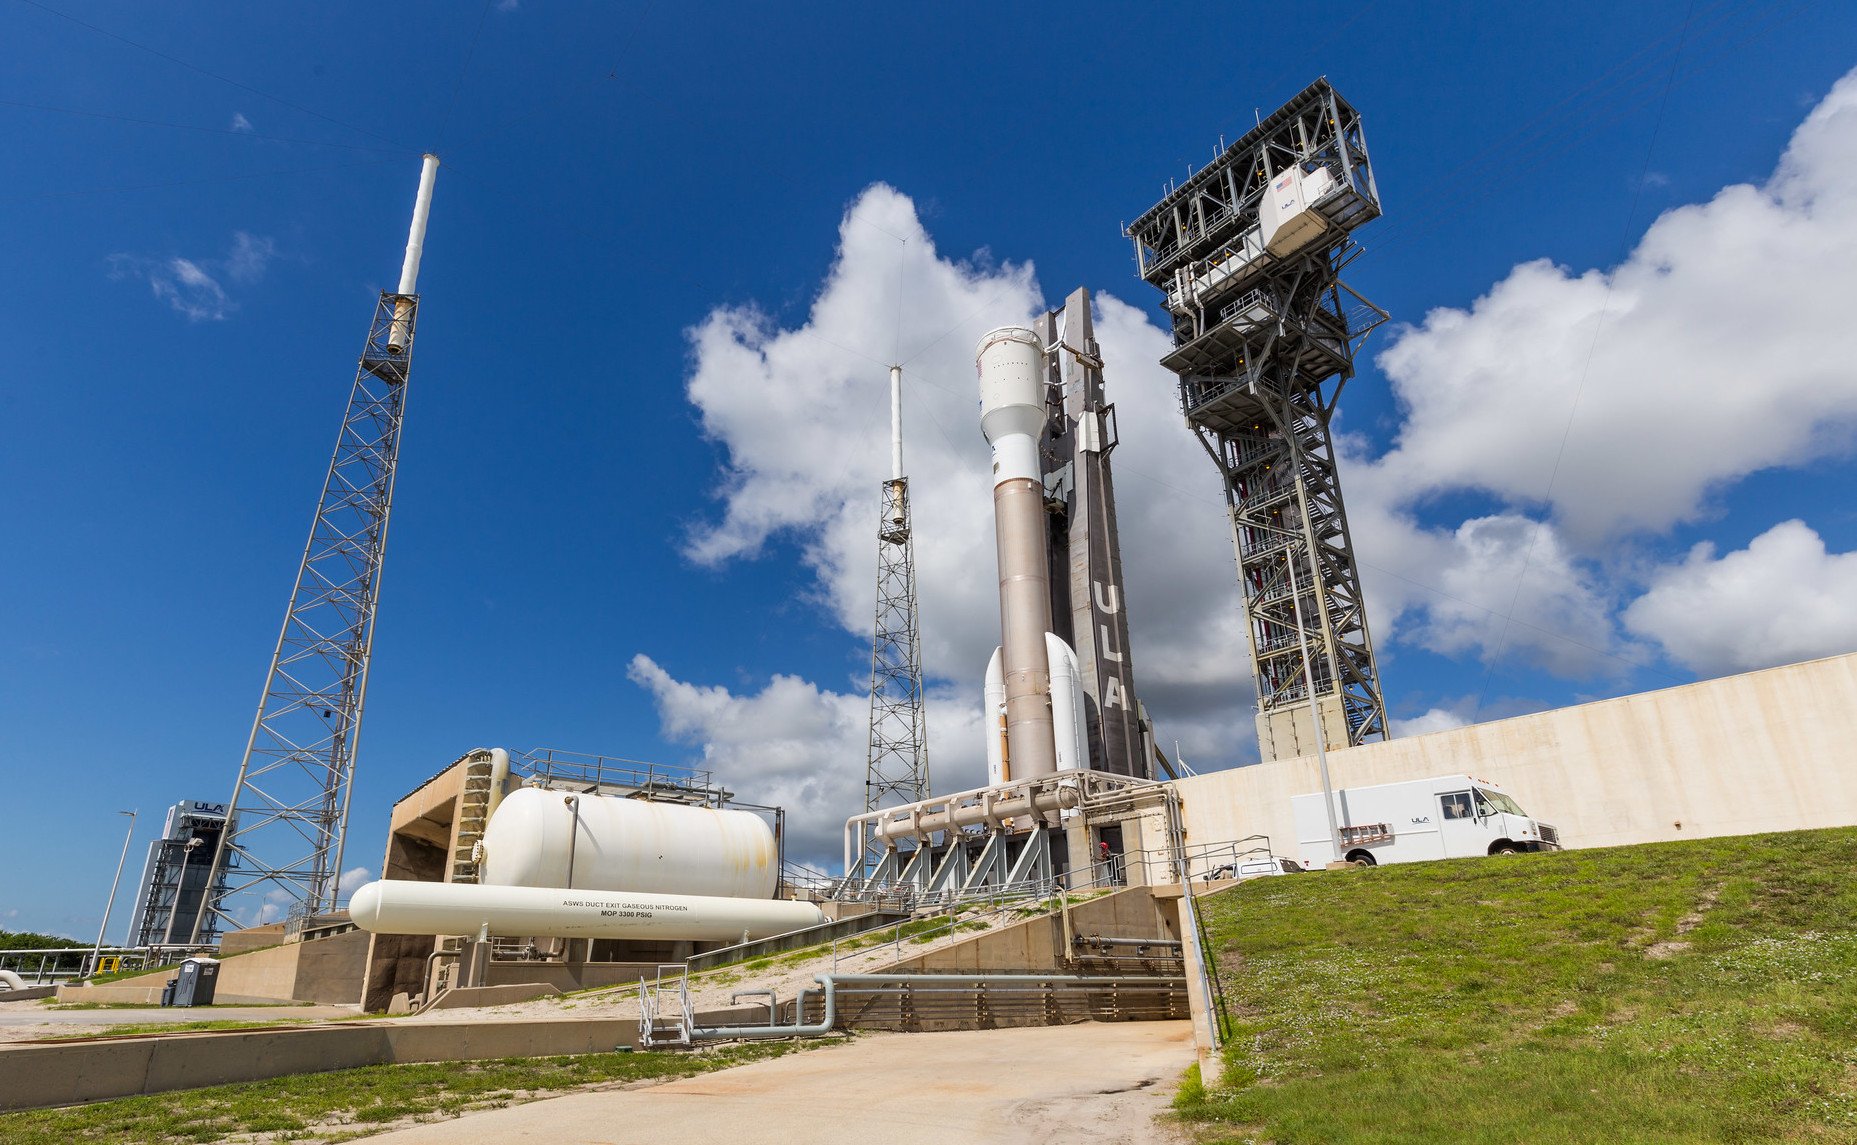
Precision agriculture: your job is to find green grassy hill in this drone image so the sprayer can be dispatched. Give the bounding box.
[1178,826,1857,1144]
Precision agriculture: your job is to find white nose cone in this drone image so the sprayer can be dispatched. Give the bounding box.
[977,326,1045,481]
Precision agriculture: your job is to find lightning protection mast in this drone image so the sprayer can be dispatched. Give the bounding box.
[863,365,929,874]
[194,154,440,940]
[1127,80,1389,762]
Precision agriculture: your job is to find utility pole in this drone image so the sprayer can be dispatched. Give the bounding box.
[88,809,136,978]
[194,154,440,939]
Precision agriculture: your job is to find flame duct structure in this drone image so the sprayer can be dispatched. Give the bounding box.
[978,327,1059,781]
[349,880,824,942]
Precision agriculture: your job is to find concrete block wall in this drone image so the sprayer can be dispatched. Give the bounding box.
[1172,652,1857,864]
[884,887,1179,974]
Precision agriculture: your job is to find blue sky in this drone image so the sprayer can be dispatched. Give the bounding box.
[3,0,1855,939]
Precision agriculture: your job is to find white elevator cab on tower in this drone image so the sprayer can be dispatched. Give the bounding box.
[1260,164,1337,258]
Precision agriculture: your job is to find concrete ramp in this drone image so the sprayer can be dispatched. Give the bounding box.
[363,1021,1196,1145]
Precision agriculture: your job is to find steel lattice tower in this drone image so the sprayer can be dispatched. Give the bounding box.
[864,366,928,867]
[1127,81,1389,761]
[193,155,439,938]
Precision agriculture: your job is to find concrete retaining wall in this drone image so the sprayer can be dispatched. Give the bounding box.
[0,1017,642,1111]
[428,983,560,1009]
[1174,652,1857,864]
[884,887,1180,974]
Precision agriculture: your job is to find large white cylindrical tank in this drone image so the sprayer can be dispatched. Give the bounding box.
[350,880,823,943]
[481,788,777,899]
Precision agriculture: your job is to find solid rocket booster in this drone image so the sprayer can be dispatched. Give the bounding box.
[977,326,1058,781]
[349,879,825,942]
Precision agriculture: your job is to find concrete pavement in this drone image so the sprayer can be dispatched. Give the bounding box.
[363,1020,1197,1145]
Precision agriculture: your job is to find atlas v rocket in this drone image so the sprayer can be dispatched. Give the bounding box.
[976,291,1164,785]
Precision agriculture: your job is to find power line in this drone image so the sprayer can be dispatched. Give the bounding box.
[13,0,409,150]
[0,97,408,152]
[437,0,496,149]
[0,156,402,204]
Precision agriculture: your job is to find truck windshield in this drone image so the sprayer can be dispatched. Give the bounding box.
[1475,788,1526,816]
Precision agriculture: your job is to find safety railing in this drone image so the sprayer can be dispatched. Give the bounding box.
[637,963,695,1048]
[0,946,152,984]
[687,973,1190,1041]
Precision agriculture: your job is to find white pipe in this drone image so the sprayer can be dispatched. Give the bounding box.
[483,746,511,831]
[1287,552,1342,859]
[889,365,904,482]
[871,783,1078,842]
[88,810,136,978]
[349,879,824,943]
[397,153,440,295]
[0,969,26,991]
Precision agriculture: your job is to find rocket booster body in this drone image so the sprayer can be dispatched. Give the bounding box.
[977,327,1059,782]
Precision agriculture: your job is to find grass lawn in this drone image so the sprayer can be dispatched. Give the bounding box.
[0,1042,808,1144]
[1177,826,1857,1144]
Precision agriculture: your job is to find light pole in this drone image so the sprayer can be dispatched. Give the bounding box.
[1286,554,1342,863]
[88,810,137,979]
[161,837,205,948]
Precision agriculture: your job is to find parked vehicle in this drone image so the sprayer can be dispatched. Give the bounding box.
[1293,774,1560,868]
[1203,855,1304,880]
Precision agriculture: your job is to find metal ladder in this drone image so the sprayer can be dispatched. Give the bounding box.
[450,752,496,884]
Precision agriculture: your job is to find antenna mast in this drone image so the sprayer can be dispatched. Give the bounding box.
[863,365,929,872]
[194,154,440,939]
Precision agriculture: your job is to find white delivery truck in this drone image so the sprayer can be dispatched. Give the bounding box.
[1292,774,1560,868]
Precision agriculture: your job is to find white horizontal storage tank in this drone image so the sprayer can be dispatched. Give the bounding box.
[481,787,778,899]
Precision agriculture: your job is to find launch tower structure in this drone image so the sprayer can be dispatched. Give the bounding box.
[863,366,929,870]
[1034,289,1159,781]
[194,155,440,938]
[1127,80,1389,761]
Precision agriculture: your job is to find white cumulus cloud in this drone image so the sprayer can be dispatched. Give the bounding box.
[669,185,1259,756]
[108,230,277,321]
[627,654,986,862]
[1371,68,1857,542]
[1394,707,1472,737]
[1624,520,1857,675]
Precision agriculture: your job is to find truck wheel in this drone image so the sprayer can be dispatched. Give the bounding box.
[1347,851,1376,868]
[1492,843,1519,856]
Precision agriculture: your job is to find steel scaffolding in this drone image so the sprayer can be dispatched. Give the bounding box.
[194,292,420,936]
[1127,80,1389,760]
[864,473,929,856]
